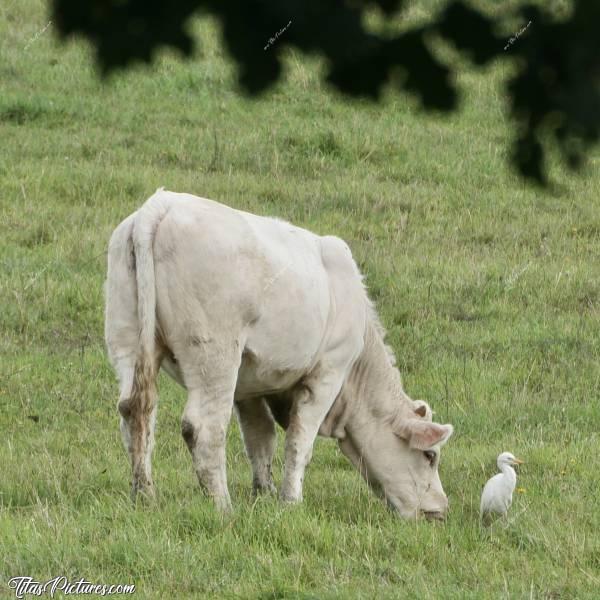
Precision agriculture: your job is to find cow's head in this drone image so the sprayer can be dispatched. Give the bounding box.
[338,399,453,520]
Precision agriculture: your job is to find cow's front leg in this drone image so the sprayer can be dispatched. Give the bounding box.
[235,397,277,495]
[181,387,235,511]
[280,377,343,503]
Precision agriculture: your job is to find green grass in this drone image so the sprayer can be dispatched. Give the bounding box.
[1,0,600,597]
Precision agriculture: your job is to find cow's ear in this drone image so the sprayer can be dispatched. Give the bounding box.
[413,400,433,421]
[395,419,453,450]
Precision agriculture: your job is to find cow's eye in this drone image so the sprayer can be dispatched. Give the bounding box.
[423,450,436,466]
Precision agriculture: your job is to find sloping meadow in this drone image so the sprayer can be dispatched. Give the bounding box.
[1,0,599,597]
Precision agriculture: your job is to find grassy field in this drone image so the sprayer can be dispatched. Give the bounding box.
[1,0,599,597]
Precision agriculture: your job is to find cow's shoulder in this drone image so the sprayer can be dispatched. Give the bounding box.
[319,235,358,276]
[318,235,367,359]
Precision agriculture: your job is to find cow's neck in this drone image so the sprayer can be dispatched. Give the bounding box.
[319,317,408,439]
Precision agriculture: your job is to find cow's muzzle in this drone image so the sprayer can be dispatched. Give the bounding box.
[421,510,446,521]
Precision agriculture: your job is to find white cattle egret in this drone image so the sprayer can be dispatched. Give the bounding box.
[480,452,524,519]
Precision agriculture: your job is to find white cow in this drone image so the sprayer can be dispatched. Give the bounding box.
[105,189,454,519]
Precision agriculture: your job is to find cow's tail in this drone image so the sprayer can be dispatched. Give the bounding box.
[126,188,169,500]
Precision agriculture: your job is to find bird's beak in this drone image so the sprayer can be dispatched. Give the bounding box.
[513,458,524,465]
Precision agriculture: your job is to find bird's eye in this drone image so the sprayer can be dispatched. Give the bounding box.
[423,450,436,466]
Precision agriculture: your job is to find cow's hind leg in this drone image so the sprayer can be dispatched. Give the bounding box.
[179,349,240,511]
[235,397,277,495]
[112,358,138,482]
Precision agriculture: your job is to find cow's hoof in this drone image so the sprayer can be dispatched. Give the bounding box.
[213,495,233,513]
[279,492,302,504]
[131,482,156,504]
[253,481,277,496]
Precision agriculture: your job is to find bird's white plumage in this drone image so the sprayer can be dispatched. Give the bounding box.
[480,451,523,518]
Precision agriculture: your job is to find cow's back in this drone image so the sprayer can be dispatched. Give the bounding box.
[149,191,339,396]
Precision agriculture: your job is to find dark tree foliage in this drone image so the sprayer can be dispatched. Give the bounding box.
[51,0,600,185]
